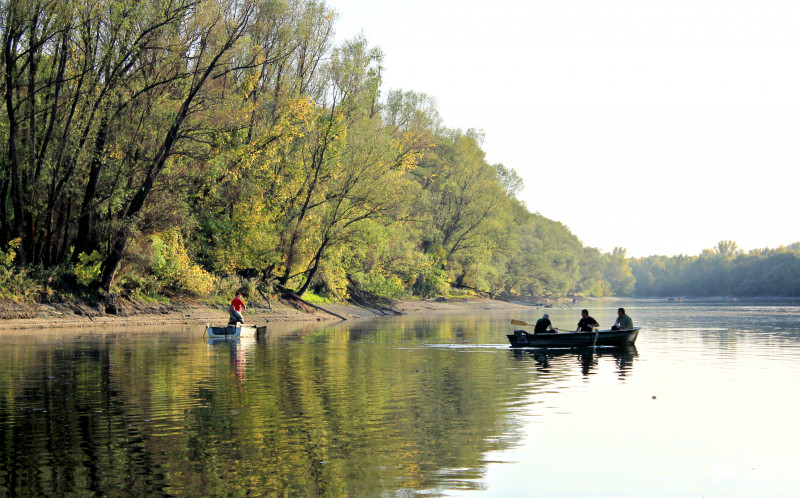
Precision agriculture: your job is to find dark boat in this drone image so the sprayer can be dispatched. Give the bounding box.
[507,328,640,348]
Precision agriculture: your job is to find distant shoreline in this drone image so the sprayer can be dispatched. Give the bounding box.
[3,295,797,332]
[0,296,536,332]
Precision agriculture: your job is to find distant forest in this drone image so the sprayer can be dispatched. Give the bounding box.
[629,241,800,298]
[0,0,796,305]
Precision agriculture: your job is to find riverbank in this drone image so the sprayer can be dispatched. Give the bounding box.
[0,296,542,331]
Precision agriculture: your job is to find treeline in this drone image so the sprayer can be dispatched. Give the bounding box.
[2,0,795,306]
[629,241,800,297]
[0,0,622,303]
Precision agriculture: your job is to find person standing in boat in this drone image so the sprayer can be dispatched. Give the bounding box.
[611,307,633,330]
[574,309,599,332]
[229,292,247,324]
[534,313,557,334]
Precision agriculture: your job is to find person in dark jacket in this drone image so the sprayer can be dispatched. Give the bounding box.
[534,313,557,334]
[575,309,599,332]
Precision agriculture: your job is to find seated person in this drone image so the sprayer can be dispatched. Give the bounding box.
[229,292,246,324]
[575,309,599,332]
[534,313,558,334]
[611,307,633,330]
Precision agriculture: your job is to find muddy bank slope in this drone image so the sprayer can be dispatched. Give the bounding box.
[0,296,542,331]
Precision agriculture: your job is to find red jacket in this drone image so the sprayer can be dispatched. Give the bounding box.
[231,297,245,312]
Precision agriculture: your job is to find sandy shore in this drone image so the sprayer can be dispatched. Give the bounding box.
[0,297,539,331]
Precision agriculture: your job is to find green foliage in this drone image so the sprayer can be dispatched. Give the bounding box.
[150,230,214,296]
[601,247,636,296]
[0,239,34,300]
[73,252,103,287]
[412,263,450,298]
[239,279,261,302]
[0,239,21,287]
[715,240,743,258]
[350,271,407,300]
[629,241,800,297]
[494,204,590,299]
[301,291,334,305]
[117,273,162,299]
[202,275,262,305]
[332,220,422,299]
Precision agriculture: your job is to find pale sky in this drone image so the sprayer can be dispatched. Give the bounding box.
[328,0,800,257]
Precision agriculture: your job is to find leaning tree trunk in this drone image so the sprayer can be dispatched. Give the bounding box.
[98,7,253,290]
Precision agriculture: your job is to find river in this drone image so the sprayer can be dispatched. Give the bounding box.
[1,299,798,496]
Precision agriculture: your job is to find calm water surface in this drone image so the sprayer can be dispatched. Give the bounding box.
[1,300,799,496]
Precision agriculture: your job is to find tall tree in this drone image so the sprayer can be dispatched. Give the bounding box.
[413,129,510,287]
[98,0,256,290]
[602,247,635,296]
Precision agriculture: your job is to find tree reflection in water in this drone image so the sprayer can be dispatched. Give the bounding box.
[0,319,559,496]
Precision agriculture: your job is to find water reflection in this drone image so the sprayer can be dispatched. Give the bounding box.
[0,320,536,496]
[207,337,254,385]
[2,302,800,496]
[511,345,638,378]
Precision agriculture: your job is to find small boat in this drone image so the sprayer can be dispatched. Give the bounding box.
[507,328,640,348]
[206,324,267,339]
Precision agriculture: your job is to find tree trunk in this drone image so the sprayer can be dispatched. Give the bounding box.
[296,234,329,296]
[3,19,26,264]
[73,115,109,263]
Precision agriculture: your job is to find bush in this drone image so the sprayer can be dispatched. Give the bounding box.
[205,275,263,304]
[73,251,102,286]
[302,291,333,304]
[117,272,162,299]
[150,229,214,296]
[0,239,35,301]
[350,271,407,299]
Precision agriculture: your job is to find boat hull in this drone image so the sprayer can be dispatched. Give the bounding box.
[507,328,640,348]
[206,324,261,339]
